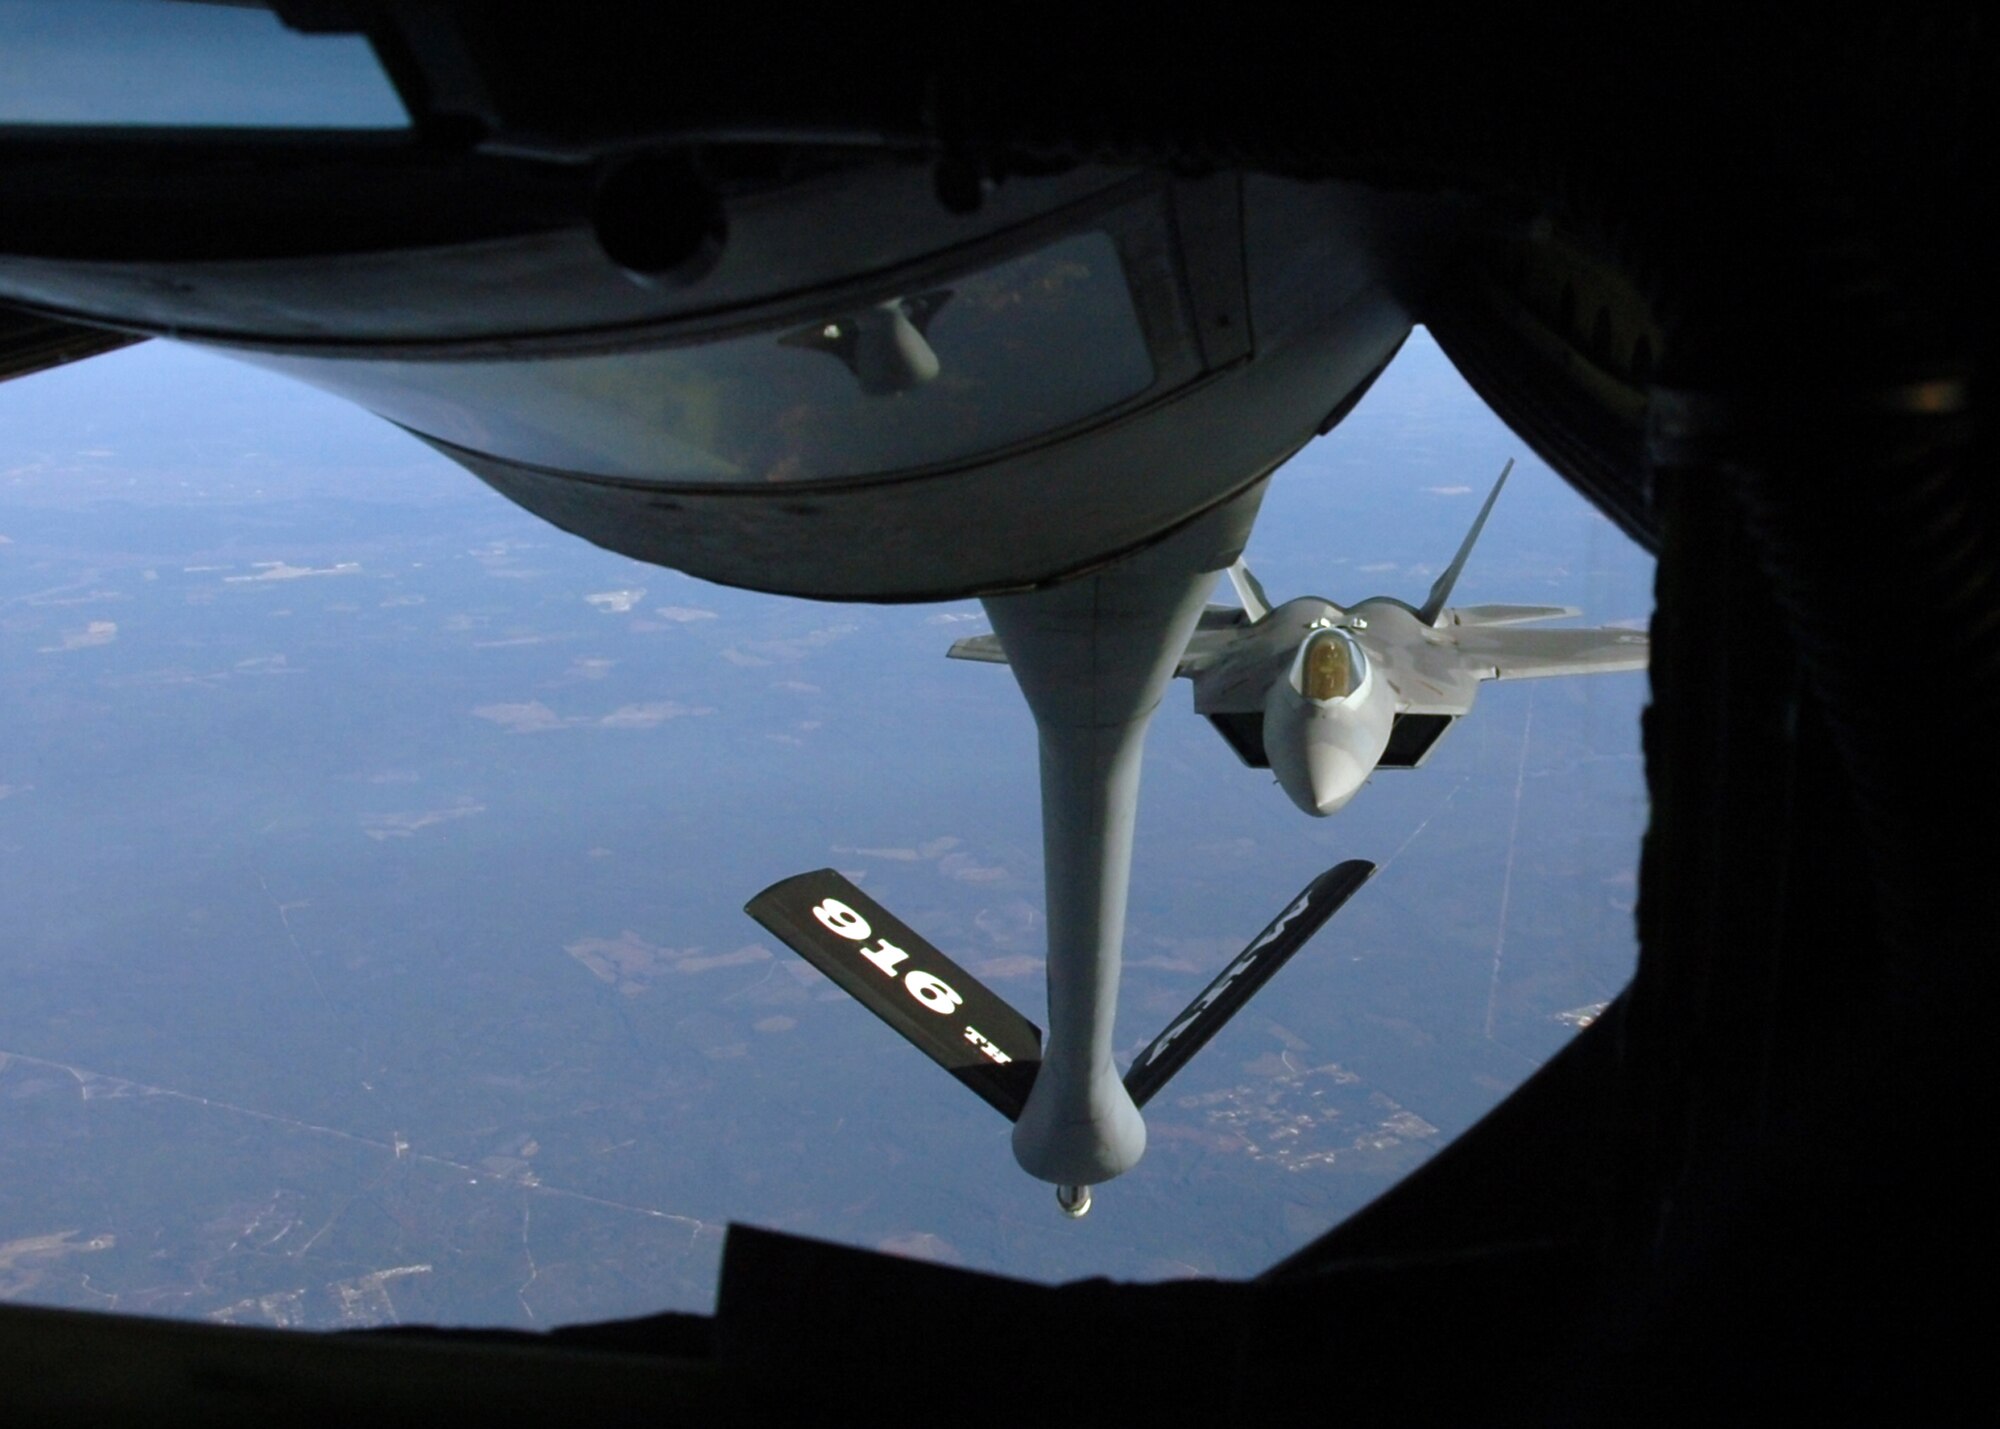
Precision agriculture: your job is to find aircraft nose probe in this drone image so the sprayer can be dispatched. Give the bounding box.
[1056,1184,1093,1218]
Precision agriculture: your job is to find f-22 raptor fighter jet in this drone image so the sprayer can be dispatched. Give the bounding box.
[750,461,1644,1215]
[952,460,1649,818]
[1185,459,1649,815]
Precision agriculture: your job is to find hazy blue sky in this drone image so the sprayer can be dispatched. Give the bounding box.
[0,330,1651,1327]
[0,0,405,128]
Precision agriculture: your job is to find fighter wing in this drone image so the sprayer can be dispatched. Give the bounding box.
[948,604,1250,676]
[1175,604,1254,676]
[1449,624,1650,681]
[1439,604,1581,628]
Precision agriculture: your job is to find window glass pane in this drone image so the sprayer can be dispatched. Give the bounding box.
[0,0,407,129]
[248,232,1156,483]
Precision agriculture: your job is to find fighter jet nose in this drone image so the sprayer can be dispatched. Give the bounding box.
[1309,776,1361,818]
[1300,743,1368,817]
[1262,651,1390,819]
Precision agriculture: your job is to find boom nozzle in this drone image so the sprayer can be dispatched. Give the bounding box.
[1056,1184,1093,1218]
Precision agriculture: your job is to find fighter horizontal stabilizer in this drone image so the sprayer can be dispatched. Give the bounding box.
[1227,559,1274,622]
[745,869,1042,1119]
[1123,860,1374,1108]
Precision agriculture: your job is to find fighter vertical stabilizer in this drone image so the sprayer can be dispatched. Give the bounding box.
[1227,559,1274,622]
[1417,458,1513,626]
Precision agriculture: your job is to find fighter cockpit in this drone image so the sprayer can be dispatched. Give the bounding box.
[1289,625,1368,703]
